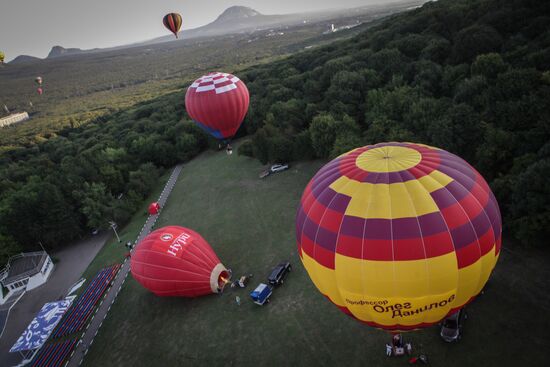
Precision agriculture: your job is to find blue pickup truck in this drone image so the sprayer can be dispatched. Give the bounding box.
[250,283,272,305]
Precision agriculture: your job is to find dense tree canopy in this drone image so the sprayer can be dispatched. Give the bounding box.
[238,0,550,247]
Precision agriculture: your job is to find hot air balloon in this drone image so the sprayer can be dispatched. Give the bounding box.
[131,226,230,297]
[35,76,43,85]
[148,202,160,215]
[185,72,249,142]
[163,13,182,38]
[37,87,43,95]
[296,142,501,332]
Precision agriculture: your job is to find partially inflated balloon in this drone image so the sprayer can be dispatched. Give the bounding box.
[296,142,501,332]
[148,202,160,215]
[163,13,182,38]
[185,72,249,140]
[131,226,230,297]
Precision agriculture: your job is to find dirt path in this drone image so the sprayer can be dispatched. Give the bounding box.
[0,232,110,366]
[66,164,183,367]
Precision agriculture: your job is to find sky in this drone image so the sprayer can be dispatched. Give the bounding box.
[0,0,405,61]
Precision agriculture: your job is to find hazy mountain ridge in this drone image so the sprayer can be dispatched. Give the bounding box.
[47,46,84,58]
[8,55,42,64]
[7,2,425,62]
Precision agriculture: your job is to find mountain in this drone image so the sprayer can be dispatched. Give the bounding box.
[47,46,85,58]
[215,6,261,21]
[139,6,302,45]
[8,55,41,64]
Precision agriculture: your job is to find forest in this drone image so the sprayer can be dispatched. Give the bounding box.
[238,0,550,249]
[0,0,549,264]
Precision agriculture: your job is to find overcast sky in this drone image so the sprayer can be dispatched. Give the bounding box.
[0,0,406,61]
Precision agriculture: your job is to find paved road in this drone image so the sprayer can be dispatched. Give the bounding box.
[66,164,183,367]
[0,232,110,367]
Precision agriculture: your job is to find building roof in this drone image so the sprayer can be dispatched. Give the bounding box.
[2,252,48,285]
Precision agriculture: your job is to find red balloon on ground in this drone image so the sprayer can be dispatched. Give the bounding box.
[130,226,230,297]
[148,202,160,215]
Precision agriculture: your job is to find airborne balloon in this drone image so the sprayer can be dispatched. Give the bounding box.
[163,13,182,38]
[131,226,230,297]
[296,142,501,331]
[185,72,249,141]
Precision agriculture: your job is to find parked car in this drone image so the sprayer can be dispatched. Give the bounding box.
[250,283,272,305]
[440,308,467,342]
[268,261,291,286]
[269,164,289,173]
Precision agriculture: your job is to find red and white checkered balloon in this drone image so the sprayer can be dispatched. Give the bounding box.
[185,72,249,140]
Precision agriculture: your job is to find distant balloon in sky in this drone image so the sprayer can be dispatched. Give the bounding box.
[163,13,182,39]
[296,142,501,332]
[131,226,230,297]
[185,72,250,141]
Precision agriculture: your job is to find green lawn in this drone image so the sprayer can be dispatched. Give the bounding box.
[82,145,550,367]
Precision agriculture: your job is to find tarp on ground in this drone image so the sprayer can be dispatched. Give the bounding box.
[10,297,74,352]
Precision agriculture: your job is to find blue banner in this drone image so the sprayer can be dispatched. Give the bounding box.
[10,297,73,352]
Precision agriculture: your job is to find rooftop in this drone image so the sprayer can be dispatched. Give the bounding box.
[1,252,48,285]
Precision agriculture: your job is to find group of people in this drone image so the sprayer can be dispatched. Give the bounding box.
[385,334,412,357]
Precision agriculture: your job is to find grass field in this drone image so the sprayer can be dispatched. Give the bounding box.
[82,144,550,367]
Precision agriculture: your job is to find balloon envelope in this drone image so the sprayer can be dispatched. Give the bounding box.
[148,202,160,215]
[163,13,182,38]
[185,72,249,140]
[296,142,501,331]
[131,226,229,297]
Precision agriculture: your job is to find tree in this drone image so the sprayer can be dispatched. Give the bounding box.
[452,24,503,64]
[73,182,114,230]
[471,53,508,79]
[237,140,254,158]
[309,114,339,158]
[0,176,81,249]
[420,38,451,64]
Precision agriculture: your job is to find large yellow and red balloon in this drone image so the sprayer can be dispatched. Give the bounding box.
[296,142,501,331]
[131,226,230,297]
[185,72,249,141]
